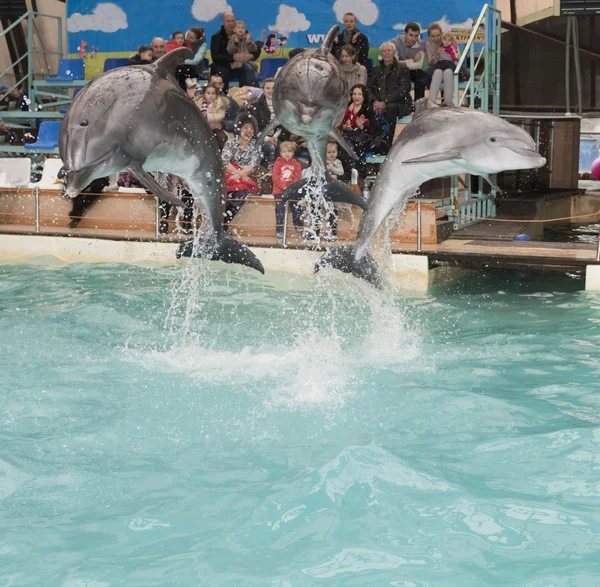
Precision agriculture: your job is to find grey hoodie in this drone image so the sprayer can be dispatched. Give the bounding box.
[392,33,424,70]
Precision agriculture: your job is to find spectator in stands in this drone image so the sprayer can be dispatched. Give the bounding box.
[127,45,153,66]
[211,11,261,90]
[332,13,370,68]
[367,42,412,142]
[180,27,208,88]
[227,20,260,87]
[222,112,262,224]
[151,37,166,60]
[194,84,229,150]
[207,74,240,133]
[341,84,381,177]
[393,22,428,101]
[248,77,285,168]
[339,44,367,91]
[425,24,458,106]
[272,141,303,239]
[166,31,188,53]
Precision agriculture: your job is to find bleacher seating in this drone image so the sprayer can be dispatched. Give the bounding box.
[45,59,85,83]
[259,58,287,82]
[103,58,129,72]
[24,121,62,151]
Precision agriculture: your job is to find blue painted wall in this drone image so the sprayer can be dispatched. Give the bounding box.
[66,0,489,55]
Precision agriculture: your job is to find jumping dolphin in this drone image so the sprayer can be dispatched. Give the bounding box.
[258,25,365,210]
[58,48,264,274]
[316,99,547,286]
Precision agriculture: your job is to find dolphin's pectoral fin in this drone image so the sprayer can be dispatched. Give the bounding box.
[256,118,280,145]
[153,48,194,78]
[329,129,358,160]
[401,150,462,164]
[481,174,502,192]
[280,177,367,210]
[176,232,265,274]
[325,178,367,209]
[127,162,185,206]
[319,25,340,56]
[315,245,382,288]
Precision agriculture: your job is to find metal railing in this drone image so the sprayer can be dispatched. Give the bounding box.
[450,3,502,229]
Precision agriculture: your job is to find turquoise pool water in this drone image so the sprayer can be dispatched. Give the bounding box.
[1,261,600,586]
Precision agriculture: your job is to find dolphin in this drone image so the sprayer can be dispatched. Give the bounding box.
[58,48,264,274]
[258,25,365,210]
[316,99,547,286]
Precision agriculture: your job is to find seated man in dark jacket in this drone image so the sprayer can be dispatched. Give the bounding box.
[210,11,261,90]
[247,77,290,168]
[367,42,412,141]
[331,12,370,68]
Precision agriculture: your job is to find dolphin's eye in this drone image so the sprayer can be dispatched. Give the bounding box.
[79,120,89,127]
[489,137,497,143]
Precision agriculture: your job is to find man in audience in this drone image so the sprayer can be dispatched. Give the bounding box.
[331,13,370,68]
[368,42,412,142]
[248,77,288,168]
[207,74,240,133]
[393,22,428,101]
[151,37,166,61]
[210,11,261,90]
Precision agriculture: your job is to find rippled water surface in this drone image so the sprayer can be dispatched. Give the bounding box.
[1,261,600,586]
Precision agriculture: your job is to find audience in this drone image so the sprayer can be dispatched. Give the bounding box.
[367,42,412,142]
[207,74,240,133]
[127,45,153,66]
[248,77,287,168]
[193,83,229,149]
[339,45,367,90]
[393,22,428,101]
[222,112,262,224]
[211,11,261,89]
[272,141,303,239]
[151,37,166,60]
[341,84,381,177]
[179,27,208,88]
[331,12,370,68]
[226,20,260,87]
[166,31,188,53]
[425,23,459,106]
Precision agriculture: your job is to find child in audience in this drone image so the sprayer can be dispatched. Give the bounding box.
[166,31,188,52]
[193,84,229,149]
[272,141,303,239]
[227,20,259,80]
[441,31,459,66]
[326,142,344,179]
[127,45,153,66]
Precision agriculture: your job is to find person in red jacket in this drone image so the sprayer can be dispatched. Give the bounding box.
[272,141,303,240]
[166,31,190,52]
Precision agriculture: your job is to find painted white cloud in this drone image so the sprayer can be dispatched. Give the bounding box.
[269,5,310,33]
[67,3,128,33]
[393,16,473,31]
[191,0,231,22]
[333,0,379,27]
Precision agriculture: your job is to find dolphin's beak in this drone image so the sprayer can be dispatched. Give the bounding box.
[506,146,546,166]
[300,114,313,125]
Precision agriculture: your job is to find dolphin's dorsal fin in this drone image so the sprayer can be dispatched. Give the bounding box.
[319,25,340,56]
[413,98,439,117]
[154,48,194,77]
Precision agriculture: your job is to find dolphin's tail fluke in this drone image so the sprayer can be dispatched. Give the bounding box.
[281,178,367,210]
[315,245,382,288]
[319,25,340,56]
[176,232,265,274]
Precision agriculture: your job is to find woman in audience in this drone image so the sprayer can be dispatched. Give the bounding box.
[178,27,208,88]
[193,84,229,149]
[339,45,367,90]
[341,84,381,177]
[424,23,459,106]
[221,112,262,225]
